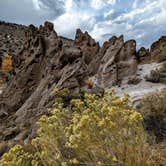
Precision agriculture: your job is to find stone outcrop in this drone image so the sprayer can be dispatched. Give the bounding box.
[0,21,166,156]
[137,47,150,63]
[74,29,100,75]
[136,37,166,63]
[0,22,99,153]
[0,21,27,57]
[150,36,166,62]
[98,36,137,87]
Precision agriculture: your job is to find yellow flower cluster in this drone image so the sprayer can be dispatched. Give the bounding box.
[54,88,70,98]
[1,89,163,166]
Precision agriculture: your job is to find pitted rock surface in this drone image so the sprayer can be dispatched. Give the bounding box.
[150,36,166,62]
[137,47,150,63]
[98,36,137,87]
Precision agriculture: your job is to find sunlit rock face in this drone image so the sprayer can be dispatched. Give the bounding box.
[150,36,166,62]
[98,36,137,87]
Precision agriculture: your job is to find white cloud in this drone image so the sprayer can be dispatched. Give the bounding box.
[104,9,120,20]
[132,0,139,9]
[91,0,117,9]
[114,1,158,23]
[32,0,40,10]
[64,0,73,12]
[88,0,166,48]
[32,0,65,18]
[53,2,96,39]
[0,0,58,25]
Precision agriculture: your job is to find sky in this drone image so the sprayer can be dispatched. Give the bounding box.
[0,0,166,48]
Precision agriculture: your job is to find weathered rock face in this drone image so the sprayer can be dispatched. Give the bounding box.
[0,21,27,57]
[0,22,98,153]
[0,21,165,156]
[74,29,100,75]
[97,36,123,87]
[98,36,137,87]
[0,23,65,152]
[136,37,166,63]
[117,40,137,82]
[137,47,150,63]
[150,36,166,62]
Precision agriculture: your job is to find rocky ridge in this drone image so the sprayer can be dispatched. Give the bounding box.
[0,21,166,155]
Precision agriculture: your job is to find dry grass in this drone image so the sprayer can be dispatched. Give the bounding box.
[84,79,94,89]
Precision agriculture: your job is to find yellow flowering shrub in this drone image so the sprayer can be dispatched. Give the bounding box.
[1,89,164,166]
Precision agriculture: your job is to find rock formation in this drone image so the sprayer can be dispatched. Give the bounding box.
[150,36,166,62]
[137,47,150,63]
[0,21,27,57]
[0,21,166,155]
[98,36,137,87]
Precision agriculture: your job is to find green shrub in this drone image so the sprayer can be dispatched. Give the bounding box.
[1,89,165,166]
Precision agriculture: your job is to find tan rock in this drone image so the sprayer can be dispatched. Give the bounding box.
[150,36,166,62]
[137,47,150,63]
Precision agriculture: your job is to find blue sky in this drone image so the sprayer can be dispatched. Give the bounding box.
[1,0,166,48]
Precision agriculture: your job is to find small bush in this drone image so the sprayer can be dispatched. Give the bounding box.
[141,89,166,142]
[128,76,141,85]
[84,79,94,89]
[1,89,165,166]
